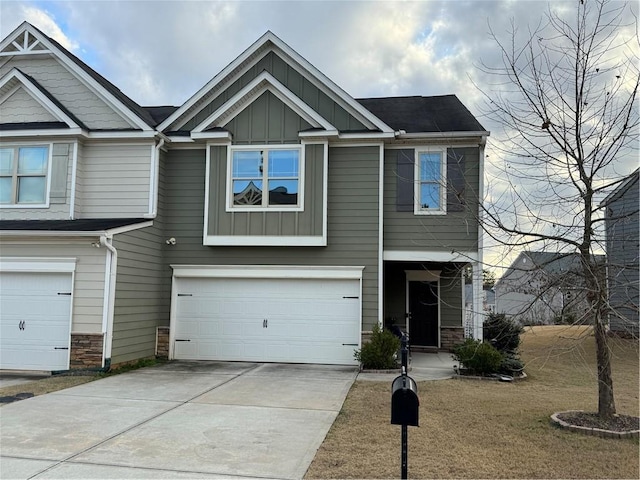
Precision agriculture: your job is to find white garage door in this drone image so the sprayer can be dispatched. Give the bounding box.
[173,277,361,365]
[0,272,72,371]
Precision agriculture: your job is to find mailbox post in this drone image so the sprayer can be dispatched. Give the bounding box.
[390,334,418,479]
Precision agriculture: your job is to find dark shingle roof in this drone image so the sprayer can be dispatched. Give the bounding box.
[143,106,179,126]
[0,122,68,131]
[357,95,486,133]
[0,218,148,232]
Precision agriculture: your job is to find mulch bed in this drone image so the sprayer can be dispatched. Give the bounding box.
[556,411,639,432]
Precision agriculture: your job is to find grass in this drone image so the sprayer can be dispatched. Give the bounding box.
[305,326,639,479]
[0,357,165,405]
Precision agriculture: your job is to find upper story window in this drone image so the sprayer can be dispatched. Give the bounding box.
[228,146,302,210]
[415,149,446,215]
[0,145,49,206]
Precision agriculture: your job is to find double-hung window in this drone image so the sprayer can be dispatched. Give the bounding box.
[415,149,446,214]
[229,146,301,210]
[0,145,49,206]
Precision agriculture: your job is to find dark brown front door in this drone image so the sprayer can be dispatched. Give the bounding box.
[408,281,439,347]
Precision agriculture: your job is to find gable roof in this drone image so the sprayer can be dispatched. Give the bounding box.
[496,251,606,288]
[158,31,393,135]
[0,68,88,131]
[601,168,639,206]
[0,22,155,130]
[357,95,487,134]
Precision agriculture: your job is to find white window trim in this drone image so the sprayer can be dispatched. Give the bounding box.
[414,147,446,216]
[225,144,305,212]
[0,142,52,209]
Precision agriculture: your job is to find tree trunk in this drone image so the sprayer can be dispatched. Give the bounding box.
[594,312,616,418]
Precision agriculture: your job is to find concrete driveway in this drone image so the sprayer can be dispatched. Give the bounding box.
[0,361,357,479]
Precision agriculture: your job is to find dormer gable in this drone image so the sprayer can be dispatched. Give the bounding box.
[0,22,154,132]
[0,68,86,136]
[159,31,393,139]
[190,71,338,140]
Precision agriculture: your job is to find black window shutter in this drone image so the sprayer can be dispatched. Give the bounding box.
[447,148,465,212]
[396,149,415,212]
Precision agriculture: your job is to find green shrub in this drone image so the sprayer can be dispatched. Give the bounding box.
[484,313,523,353]
[354,324,401,369]
[499,353,525,375]
[453,338,503,375]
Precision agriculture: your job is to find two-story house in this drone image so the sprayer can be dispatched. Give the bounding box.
[602,169,639,337]
[0,22,488,372]
[495,251,606,325]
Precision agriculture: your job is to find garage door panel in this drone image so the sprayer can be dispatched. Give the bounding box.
[0,272,72,371]
[174,277,360,365]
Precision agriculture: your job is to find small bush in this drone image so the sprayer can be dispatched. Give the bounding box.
[354,324,400,369]
[453,338,503,375]
[499,353,525,375]
[484,313,523,353]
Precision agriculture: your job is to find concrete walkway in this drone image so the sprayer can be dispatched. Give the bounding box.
[356,352,457,381]
[1,361,357,480]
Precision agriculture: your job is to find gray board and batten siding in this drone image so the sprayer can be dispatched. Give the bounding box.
[163,145,381,330]
[179,51,367,132]
[384,147,480,252]
[224,91,312,144]
[208,143,324,238]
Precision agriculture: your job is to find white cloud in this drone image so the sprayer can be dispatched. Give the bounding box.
[21,5,78,51]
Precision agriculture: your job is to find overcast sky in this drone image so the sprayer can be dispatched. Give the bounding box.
[1,0,638,271]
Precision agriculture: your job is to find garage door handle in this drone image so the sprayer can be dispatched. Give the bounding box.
[342,343,358,346]
[54,347,69,350]
[58,292,72,296]
[343,296,359,299]
[175,339,191,342]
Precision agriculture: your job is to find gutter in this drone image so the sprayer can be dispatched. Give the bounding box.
[100,235,118,368]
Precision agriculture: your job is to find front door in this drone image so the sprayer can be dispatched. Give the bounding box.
[408,281,439,347]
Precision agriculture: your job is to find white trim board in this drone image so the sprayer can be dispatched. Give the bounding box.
[384,250,480,263]
[171,264,365,280]
[0,257,77,272]
[204,235,326,247]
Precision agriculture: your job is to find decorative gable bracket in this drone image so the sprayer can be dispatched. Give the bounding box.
[0,29,51,56]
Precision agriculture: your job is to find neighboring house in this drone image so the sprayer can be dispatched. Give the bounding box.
[0,23,488,372]
[494,251,606,325]
[464,284,495,313]
[602,169,639,337]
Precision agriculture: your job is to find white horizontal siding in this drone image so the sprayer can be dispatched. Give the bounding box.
[0,241,106,334]
[81,143,152,217]
[0,56,132,130]
[0,86,57,123]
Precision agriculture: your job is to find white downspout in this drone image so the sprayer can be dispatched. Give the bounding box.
[474,137,488,341]
[100,235,118,367]
[145,137,165,219]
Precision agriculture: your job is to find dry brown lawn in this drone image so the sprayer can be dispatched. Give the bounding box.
[0,375,96,403]
[306,326,639,479]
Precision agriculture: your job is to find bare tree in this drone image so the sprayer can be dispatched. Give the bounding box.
[477,0,639,419]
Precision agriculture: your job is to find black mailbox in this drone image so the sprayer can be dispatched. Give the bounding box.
[391,375,419,426]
